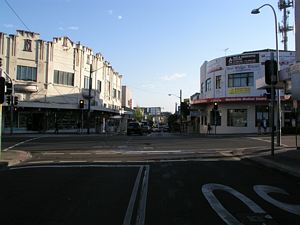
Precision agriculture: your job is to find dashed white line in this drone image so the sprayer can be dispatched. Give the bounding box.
[69,152,91,155]
[42,152,65,155]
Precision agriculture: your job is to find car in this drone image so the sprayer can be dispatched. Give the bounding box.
[141,121,151,133]
[127,122,143,135]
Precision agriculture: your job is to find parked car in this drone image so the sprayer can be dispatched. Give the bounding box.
[141,121,151,133]
[127,122,143,135]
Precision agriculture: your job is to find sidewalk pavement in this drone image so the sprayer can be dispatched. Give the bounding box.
[248,148,300,179]
[0,150,32,168]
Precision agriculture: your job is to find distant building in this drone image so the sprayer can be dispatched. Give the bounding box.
[190,49,295,134]
[122,86,133,110]
[0,30,123,133]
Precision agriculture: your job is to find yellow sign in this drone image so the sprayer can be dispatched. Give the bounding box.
[228,87,251,95]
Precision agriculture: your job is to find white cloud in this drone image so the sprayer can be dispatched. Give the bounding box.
[118,15,123,20]
[160,73,186,81]
[58,26,64,30]
[3,24,14,28]
[67,26,79,30]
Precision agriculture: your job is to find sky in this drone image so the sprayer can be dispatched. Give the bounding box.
[0,0,296,112]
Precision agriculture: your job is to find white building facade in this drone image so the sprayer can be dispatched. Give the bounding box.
[190,49,295,134]
[0,30,123,133]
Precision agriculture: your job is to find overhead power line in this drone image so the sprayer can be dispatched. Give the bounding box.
[4,0,31,31]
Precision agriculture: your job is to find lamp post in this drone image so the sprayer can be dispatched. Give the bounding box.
[87,64,105,134]
[251,4,282,149]
[168,89,182,132]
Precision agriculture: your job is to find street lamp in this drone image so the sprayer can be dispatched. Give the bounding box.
[251,4,282,149]
[87,64,106,134]
[168,89,182,132]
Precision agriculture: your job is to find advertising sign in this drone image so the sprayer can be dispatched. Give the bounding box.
[226,54,259,66]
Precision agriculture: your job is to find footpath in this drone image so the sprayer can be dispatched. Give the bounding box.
[248,148,300,178]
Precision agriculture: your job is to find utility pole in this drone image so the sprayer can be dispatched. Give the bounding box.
[87,64,92,134]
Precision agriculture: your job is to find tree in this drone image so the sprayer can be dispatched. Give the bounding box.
[133,106,143,122]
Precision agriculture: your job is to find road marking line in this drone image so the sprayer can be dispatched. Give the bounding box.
[248,137,289,147]
[69,152,91,155]
[42,152,65,155]
[59,160,88,163]
[3,136,43,152]
[10,164,141,170]
[123,166,143,225]
[136,165,150,225]
[26,160,55,164]
[202,183,272,225]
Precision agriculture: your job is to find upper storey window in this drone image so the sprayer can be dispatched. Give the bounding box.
[23,39,32,51]
[228,72,253,88]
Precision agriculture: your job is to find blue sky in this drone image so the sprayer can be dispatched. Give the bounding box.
[1,0,295,112]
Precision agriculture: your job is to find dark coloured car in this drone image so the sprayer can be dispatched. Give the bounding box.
[127,122,143,135]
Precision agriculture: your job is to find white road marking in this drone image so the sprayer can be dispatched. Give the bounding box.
[202,183,272,225]
[59,160,87,163]
[42,152,65,155]
[3,136,43,151]
[136,165,150,225]
[9,164,141,170]
[123,166,144,225]
[248,137,289,147]
[254,185,300,215]
[69,152,91,155]
[26,160,55,164]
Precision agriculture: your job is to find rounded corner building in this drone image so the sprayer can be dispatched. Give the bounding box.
[190,49,295,134]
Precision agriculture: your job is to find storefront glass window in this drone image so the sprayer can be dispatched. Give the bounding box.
[227,109,247,127]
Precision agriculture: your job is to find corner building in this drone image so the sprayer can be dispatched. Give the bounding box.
[0,30,122,133]
[191,49,295,134]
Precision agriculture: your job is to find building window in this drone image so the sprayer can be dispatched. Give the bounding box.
[201,82,204,93]
[227,109,247,127]
[23,39,32,51]
[86,55,90,64]
[118,90,121,100]
[216,75,221,89]
[53,70,74,86]
[17,65,37,81]
[255,105,269,127]
[228,72,254,87]
[205,78,211,92]
[97,80,101,93]
[84,76,89,89]
[113,88,117,98]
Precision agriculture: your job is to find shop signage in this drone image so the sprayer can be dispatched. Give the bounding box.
[227,87,251,95]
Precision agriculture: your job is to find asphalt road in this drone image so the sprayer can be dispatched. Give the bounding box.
[0,160,300,225]
[2,133,293,163]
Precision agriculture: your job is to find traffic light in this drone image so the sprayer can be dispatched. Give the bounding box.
[264,60,278,85]
[213,102,218,111]
[14,96,18,105]
[79,99,84,109]
[5,82,12,95]
[0,58,2,67]
[6,95,11,105]
[0,77,5,104]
